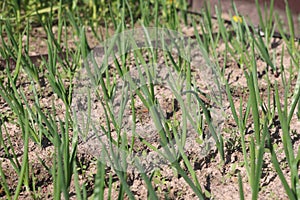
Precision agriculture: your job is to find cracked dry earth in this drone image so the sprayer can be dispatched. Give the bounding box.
[1,15,300,200]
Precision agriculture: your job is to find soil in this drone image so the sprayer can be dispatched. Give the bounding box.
[189,0,300,37]
[0,3,300,200]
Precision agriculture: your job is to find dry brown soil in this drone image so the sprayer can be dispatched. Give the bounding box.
[0,7,300,200]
